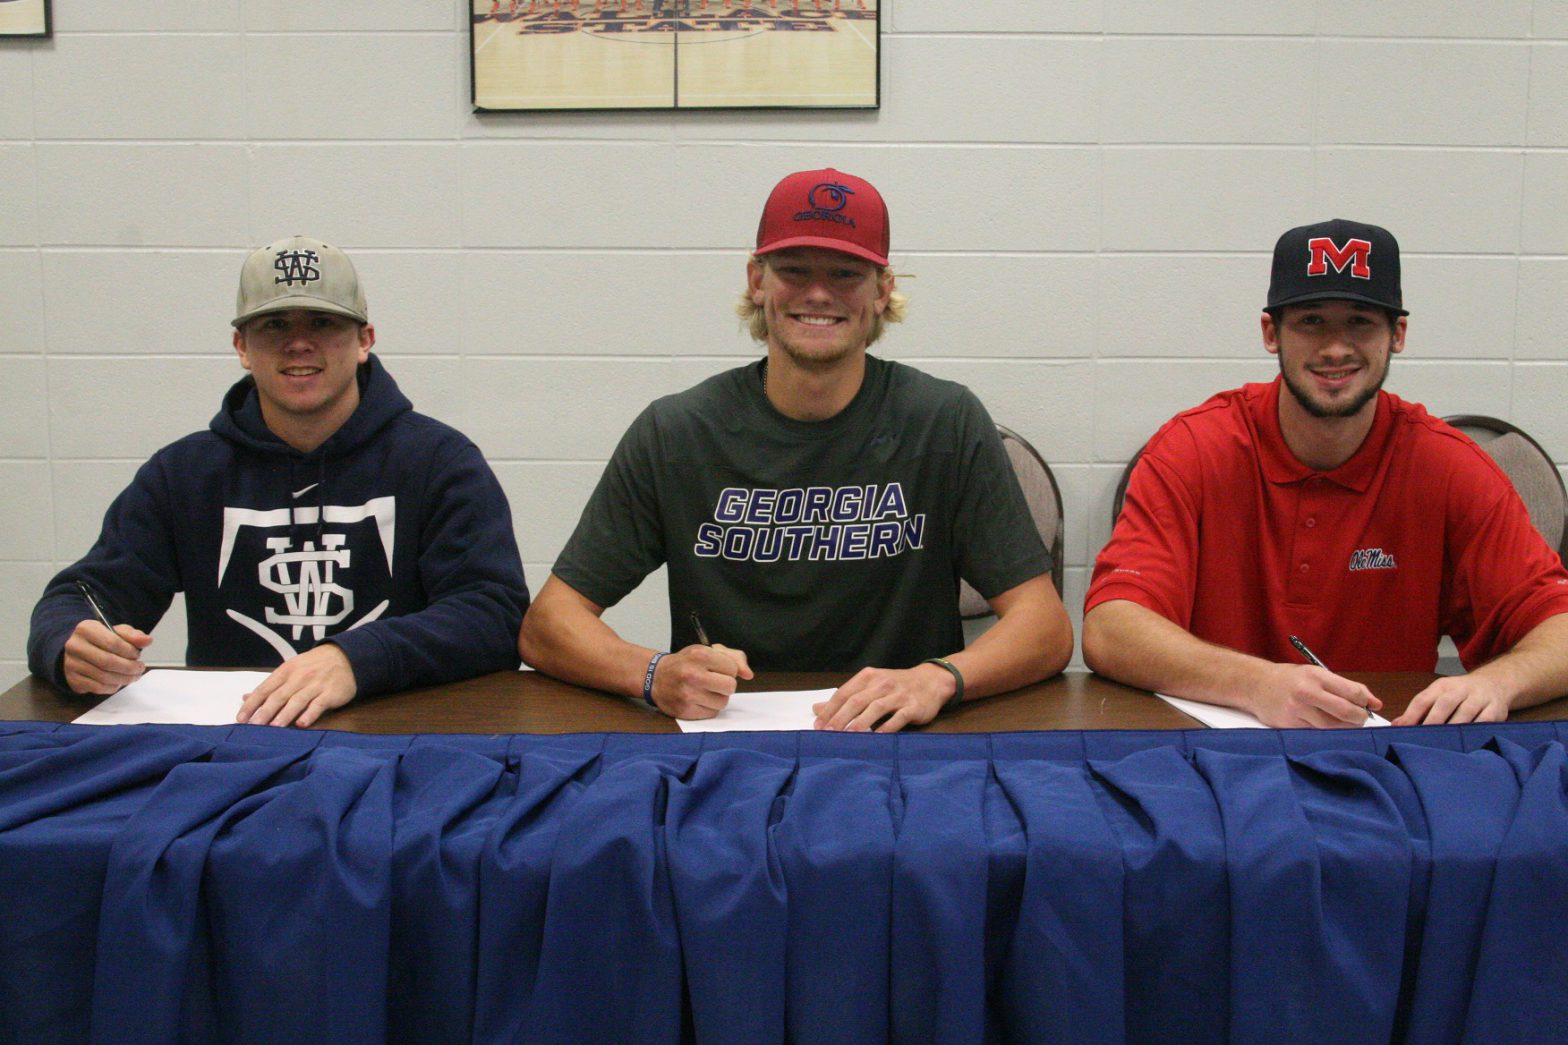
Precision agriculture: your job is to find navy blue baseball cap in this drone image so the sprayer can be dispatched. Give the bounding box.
[1267,218,1407,316]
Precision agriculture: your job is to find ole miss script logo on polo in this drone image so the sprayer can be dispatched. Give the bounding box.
[1306,236,1372,280]
[1349,547,1398,571]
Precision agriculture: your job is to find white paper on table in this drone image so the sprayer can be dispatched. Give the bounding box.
[72,668,271,726]
[1158,692,1390,729]
[676,689,836,733]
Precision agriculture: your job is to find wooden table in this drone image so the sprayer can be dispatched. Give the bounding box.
[7,669,1564,733]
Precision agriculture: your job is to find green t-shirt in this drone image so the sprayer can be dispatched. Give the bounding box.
[554,356,1051,671]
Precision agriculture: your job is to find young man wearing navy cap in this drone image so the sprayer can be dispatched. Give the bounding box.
[1084,219,1568,727]
[521,169,1073,731]
[28,236,530,727]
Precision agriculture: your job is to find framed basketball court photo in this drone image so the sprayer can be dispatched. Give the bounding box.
[0,0,50,37]
[471,1,879,112]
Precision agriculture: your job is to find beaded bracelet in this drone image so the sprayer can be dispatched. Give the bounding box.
[921,657,965,707]
[642,651,667,707]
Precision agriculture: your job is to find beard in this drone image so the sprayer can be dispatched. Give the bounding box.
[1279,341,1393,419]
[774,334,859,371]
[766,311,866,372]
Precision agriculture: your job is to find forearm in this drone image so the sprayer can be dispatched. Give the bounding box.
[1466,613,1568,712]
[344,440,529,695]
[331,587,524,696]
[28,596,82,691]
[518,575,658,699]
[948,575,1073,700]
[28,470,180,690]
[1082,599,1280,711]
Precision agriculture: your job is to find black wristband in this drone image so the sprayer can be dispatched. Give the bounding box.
[922,657,964,707]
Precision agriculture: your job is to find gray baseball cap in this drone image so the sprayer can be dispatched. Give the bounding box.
[233,235,369,327]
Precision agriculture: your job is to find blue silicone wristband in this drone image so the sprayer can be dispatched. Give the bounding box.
[643,651,667,707]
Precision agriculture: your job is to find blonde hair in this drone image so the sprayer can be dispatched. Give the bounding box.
[736,254,907,346]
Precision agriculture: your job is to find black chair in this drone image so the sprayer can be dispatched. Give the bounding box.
[1110,443,1147,528]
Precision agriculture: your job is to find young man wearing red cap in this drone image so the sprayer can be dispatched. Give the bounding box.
[521,169,1073,731]
[28,236,530,727]
[1084,219,1568,727]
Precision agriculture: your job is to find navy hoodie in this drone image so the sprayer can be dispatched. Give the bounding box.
[29,356,529,696]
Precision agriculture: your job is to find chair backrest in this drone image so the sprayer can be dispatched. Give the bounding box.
[959,425,1065,619]
[1111,443,1146,527]
[1444,414,1568,562]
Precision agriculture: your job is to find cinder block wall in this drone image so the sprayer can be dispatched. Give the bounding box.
[3,2,1566,687]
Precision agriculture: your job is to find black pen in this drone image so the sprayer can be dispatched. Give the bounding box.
[76,580,116,633]
[690,611,711,647]
[1288,634,1325,669]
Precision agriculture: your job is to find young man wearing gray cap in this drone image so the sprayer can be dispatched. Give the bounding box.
[28,236,530,727]
[1084,219,1568,727]
[520,169,1073,732]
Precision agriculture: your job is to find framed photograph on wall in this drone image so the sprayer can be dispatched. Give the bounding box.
[0,0,50,37]
[471,1,878,112]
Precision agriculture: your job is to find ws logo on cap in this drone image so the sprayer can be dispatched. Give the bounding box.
[274,249,322,287]
[1307,237,1371,280]
[794,182,857,229]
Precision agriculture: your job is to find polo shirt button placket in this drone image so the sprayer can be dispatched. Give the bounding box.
[1286,479,1329,606]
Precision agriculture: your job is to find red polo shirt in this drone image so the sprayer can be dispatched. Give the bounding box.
[1087,378,1568,670]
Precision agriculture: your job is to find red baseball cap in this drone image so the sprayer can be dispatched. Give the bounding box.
[754,168,890,267]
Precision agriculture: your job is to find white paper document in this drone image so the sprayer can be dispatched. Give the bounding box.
[1158,692,1390,729]
[73,669,270,726]
[676,689,836,733]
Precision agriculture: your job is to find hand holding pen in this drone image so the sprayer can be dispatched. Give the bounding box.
[641,611,752,720]
[61,581,153,696]
[1282,634,1382,727]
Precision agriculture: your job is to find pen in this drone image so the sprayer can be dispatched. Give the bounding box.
[690,611,711,647]
[76,580,116,633]
[1288,634,1325,669]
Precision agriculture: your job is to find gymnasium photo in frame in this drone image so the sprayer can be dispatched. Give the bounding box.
[471,1,878,112]
[0,0,50,37]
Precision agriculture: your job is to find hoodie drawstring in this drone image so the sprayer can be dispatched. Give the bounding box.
[284,455,328,548]
[314,455,327,544]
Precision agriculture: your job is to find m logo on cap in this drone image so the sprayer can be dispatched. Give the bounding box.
[1306,237,1372,280]
[795,182,857,229]
[274,249,322,287]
